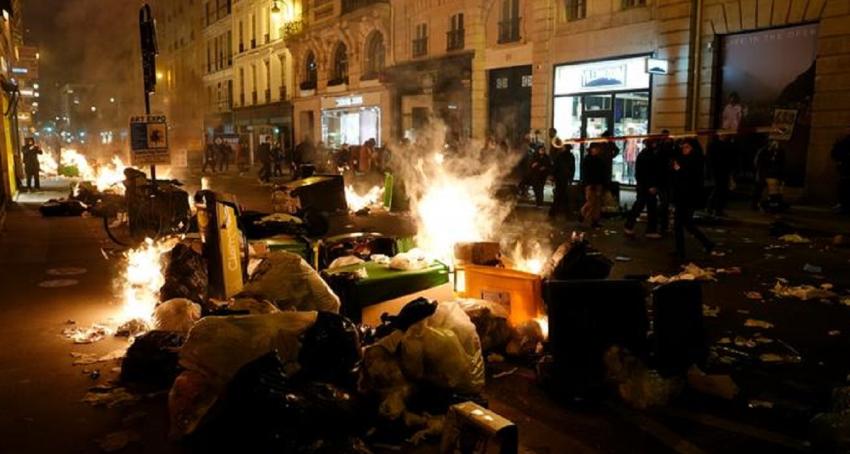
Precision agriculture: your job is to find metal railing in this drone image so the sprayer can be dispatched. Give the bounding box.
[446,29,464,51]
[498,18,521,43]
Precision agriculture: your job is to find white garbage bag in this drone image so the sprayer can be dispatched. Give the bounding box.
[328,255,365,270]
[241,251,341,313]
[389,249,430,271]
[153,298,202,334]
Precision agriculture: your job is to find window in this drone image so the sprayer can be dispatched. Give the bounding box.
[413,23,428,57]
[251,14,257,48]
[251,64,258,104]
[239,67,245,105]
[238,21,244,52]
[330,42,349,86]
[447,14,464,51]
[622,0,646,8]
[265,59,271,102]
[499,0,520,43]
[226,31,232,66]
[279,54,287,99]
[565,0,586,21]
[363,32,385,79]
[302,51,317,90]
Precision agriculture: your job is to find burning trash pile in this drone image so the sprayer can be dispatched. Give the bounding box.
[38,149,131,217]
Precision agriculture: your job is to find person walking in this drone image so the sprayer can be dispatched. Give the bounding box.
[707,133,734,217]
[202,138,217,174]
[581,143,608,228]
[272,141,284,177]
[655,130,676,235]
[21,137,43,191]
[672,138,714,260]
[529,144,552,207]
[752,140,786,212]
[257,137,272,183]
[215,137,231,172]
[549,139,575,219]
[624,139,661,238]
[831,127,850,214]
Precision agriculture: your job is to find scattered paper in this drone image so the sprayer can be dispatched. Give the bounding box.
[702,305,720,318]
[829,330,842,337]
[745,291,764,300]
[772,281,837,301]
[779,234,810,244]
[744,319,774,329]
[63,324,112,344]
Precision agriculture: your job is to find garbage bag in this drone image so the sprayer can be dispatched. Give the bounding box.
[457,299,513,353]
[379,297,438,333]
[361,333,411,420]
[542,237,612,280]
[241,251,341,313]
[298,312,361,385]
[227,297,280,314]
[389,249,429,271]
[172,311,318,437]
[121,330,185,388]
[160,243,209,307]
[505,319,544,357]
[39,199,87,217]
[604,346,682,409]
[203,351,364,452]
[328,255,365,270]
[153,298,202,334]
[399,301,485,394]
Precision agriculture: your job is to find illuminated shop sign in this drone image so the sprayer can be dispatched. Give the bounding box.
[554,56,651,95]
[335,95,363,107]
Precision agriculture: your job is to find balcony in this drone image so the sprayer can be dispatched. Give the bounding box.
[264,89,271,103]
[251,90,258,104]
[281,20,304,41]
[280,86,287,101]
[341,0,388,15]
[412,37,428,58]
[446,29,464,51]
[498,17,521,43]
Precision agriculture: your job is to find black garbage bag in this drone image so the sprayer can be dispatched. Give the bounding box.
[201,351,364,453]
[39,199,87,217]
[298,312,362,386]
[160,243,209,307]
[542,237,612,280]
[120,330,185,388]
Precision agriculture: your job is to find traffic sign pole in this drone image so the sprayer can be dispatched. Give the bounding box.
[139,4,157,183]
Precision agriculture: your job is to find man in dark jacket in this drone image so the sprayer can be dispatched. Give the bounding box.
[257,137,272,183]
[22,138,43,191]
[672,138,714,260]
[831,127,850,214]
[202,137,217,174]
[624,139,660,238]
[581,142,609,228]
[549,139,575,219]
[752,140,786,211]
[655,129,676,234]
[216,137,231,172]
[707,134,734,217]
[529,144,552,207]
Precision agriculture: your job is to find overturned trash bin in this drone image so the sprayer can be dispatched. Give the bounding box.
[653,280,707,375]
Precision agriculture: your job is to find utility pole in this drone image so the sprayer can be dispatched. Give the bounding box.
[139,3,158,181]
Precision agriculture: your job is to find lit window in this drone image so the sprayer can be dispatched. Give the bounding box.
[565,0,586,21]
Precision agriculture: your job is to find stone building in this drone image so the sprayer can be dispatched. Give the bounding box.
[201,0,235,141]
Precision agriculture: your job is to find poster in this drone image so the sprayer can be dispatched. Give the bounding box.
[770,109,798,141]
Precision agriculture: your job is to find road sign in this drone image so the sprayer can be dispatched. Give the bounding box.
[130,114,170,165]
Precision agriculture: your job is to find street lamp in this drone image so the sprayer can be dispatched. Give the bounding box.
[271,0,281,14]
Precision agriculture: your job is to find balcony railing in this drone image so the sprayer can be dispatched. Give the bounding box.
[412,37,428,58]
[281,20,304,41]
[280,86,287,101]
[251,91,258,104]
[498,18,521,43]
[264,89,271,103]
[446,29,464,51]
[341,0,388,15]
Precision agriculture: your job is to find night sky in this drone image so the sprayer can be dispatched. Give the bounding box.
[23,0,144,119]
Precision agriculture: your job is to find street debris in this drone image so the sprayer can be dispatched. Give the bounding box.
[614,255,632,262]
[744,319,774,329]
[702,305,720,318]
[63,324,112,344]
[803,263,823,274]
[648,263,740,284]
[829,330,842,337]
[239,251,341,313]
[46,267,88,276]
[745,291,764,300]
[492,367,519,379]
[779,234,811,244]
[94,430,140,453]
[604,346,682,409]
[82,386,139,408]
[748,400,775,409]
[389,249,430,271]
[771,280,838,301]
[115,318,149,338]
[121,330,185,388]
[71,349,126,366]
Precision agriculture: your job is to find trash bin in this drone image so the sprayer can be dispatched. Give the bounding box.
[463,265,543,326]
[545,279,648,395]
[271,175,347,216]
[196,190,246,299]
[652,280,706,374]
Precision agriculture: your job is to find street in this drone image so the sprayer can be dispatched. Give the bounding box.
[2,169,849,453]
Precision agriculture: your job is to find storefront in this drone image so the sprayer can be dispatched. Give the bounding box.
[552,55,652,185]
[320,93,383,148]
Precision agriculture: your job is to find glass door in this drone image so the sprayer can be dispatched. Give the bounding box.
[578,109,613,181]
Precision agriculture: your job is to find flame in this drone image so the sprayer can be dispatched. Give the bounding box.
[61,149,129,194]
[37,151,59,176]
[119,237,177,323]
[506,241,549,275]
[535,316,549,340]
[345,185,384,212]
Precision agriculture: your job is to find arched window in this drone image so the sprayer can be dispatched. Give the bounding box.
[302,51,317,90]
[363,32,385,79]
[330,42,349,85]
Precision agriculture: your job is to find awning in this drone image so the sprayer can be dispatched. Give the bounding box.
[234,102,293,126]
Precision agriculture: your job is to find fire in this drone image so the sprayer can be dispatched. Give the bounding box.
[61,149,128,193]
[37,151,59,176]
[535,316,549,340]
[506,241,549,275]
[345,185,384,212]
[119,237,176,323]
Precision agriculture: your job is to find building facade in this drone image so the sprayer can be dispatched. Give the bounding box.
[202,0,235,142]
[14,45,37,141]
[287,0,392,150]
[231,0,298,157]
[0,1,22,203]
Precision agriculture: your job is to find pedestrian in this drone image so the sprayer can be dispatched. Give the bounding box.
[549,139,575,219]
[529,143,552,207]
[624,139,661,238]
[272,141,284,177]
[581,142,608,228]
[672,138,714,260]
[21,137,43,191]
[655,129,676,235]
[752,140,786,212]
[831,126,850,214]
[707,133,734,217]
[257,137,272,183]
[359,138,376,174]
[216,137,231,172]
[202,137,217,174]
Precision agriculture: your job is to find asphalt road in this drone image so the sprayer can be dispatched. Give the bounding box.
[2,170,850,453]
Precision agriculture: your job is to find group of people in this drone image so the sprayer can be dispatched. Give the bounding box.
[202,137,235,174]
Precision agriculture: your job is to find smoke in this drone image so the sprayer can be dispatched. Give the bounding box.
[388,121,521,264]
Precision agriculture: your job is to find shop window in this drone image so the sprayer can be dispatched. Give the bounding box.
[329,42,349,86]
[447,14,464,51]
[521,75,532,87]
[565,0,586,21]
[413,23,428,58]
[498,0,520,43]
[301,51,317,90]
[622,0,646,8]
[363,32,386,80]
